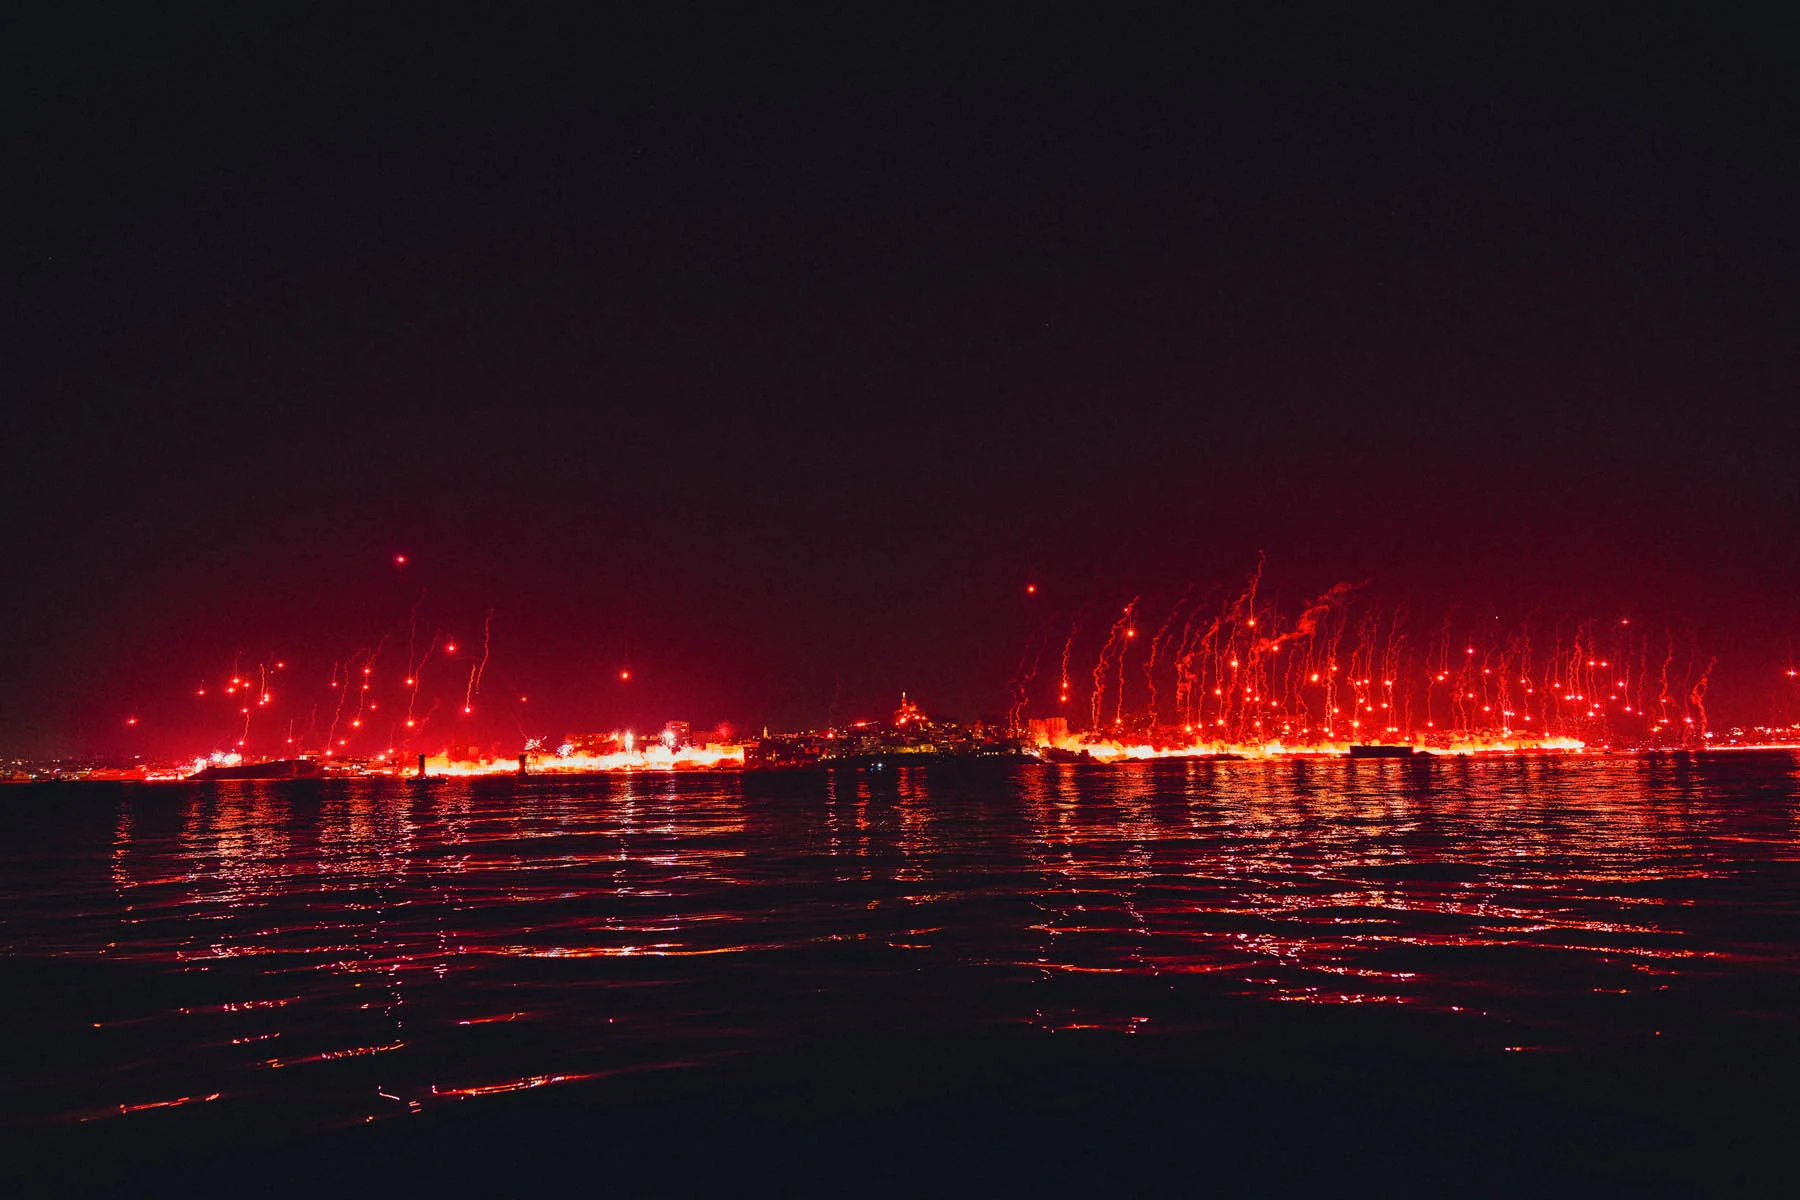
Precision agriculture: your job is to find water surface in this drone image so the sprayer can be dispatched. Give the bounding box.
[4,754,1798,1135]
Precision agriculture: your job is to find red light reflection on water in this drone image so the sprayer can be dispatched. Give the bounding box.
[10,753,1795,1131]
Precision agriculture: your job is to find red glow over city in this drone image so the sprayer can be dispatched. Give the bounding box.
[56,558,1800,784]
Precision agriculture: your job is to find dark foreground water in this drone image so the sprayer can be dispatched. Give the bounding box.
[5,755,1800,1191]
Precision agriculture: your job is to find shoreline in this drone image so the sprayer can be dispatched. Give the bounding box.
[6,743,1800,785]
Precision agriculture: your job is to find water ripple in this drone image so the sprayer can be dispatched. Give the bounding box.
[2,753,1797,1130]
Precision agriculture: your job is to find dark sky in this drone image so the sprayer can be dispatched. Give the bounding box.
[6,5,1799,756]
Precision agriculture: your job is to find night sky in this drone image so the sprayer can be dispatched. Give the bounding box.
[6,6,1799,756]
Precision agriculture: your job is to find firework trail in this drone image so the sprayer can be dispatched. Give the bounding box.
[1657,631,1676,732]
[1008,623,1050,732]
[403,587,426,687]
[323,660,345,752]
[463,609,493,714]
[1144,587,1194,728]
[1253,580,1361,654]
[1114,605,1139,729]
[1090,598,1137,730]
[348,636,389,736]
[1057,608,1087,711]
[404,628,442,731]
[1688,648,1717,744]
[1168,587,1220,727]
